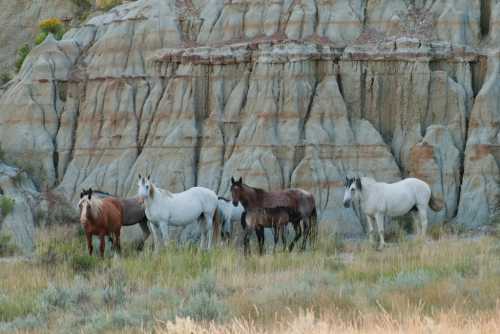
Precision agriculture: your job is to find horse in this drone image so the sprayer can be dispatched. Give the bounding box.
[81,189,151,251]
[137,174,221,250]
[78,188,124,257]
[243,207,291,255]
[230,177,318,252]
[217,197,245,241]
[343,176,443,250]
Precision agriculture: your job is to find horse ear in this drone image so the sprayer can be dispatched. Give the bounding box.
[147,175,151,181]
[231,177,235,184]
[138,174,142,179]
[238,177,242,184]
[355,177,362,190]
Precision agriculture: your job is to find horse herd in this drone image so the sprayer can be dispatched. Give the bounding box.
[78,174,443,257]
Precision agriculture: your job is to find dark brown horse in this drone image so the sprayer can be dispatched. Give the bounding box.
[84,190,151,251]
[244,207,291,255]
[79,188,124,257]
[230,177,318,252]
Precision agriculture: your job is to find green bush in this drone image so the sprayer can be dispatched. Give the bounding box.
[0,196,15,217]
[15,44,31,73]
[0,233,18,256]
[34,32,49,45]
[71,254,98,273]
[97,0,122,11]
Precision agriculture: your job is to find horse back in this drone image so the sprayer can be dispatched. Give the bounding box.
[120,197,147,225]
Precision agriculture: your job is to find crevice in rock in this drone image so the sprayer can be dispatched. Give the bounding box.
[480,0,491,39]
[471,56,488,97]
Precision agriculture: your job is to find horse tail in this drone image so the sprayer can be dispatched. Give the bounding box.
[212,207,222,244]
[240,210,247,230]
[429,192,444,212]
[309,207,318,247]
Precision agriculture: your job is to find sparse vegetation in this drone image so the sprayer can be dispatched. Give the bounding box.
[70,0,93,21]
[0,72,11,85]
[0,224,498,333]
[97,0,122,11]
[0,196,15,218]
[0,233,18,257]
[15,44,31,72]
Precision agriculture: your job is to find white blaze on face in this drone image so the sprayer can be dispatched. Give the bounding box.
[137,177,150,199]
[78,197,90,224]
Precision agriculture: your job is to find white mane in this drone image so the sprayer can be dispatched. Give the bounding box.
[78,196,103,220]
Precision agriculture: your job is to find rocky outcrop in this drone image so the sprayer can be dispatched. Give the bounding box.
[0,0,499,246]
[0,163,39,253]
[0,0,77,73]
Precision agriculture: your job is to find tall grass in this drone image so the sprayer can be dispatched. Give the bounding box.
[0,224,498,333]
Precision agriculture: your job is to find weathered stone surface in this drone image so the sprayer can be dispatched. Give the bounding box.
[0,163,39,253]
[0,0,499,249]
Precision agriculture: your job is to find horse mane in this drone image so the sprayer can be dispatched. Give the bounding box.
[218,196,230,202]
[361,177,376,186]
[93,190,114,197]
[150,182,173,199]
[79,196,103,220]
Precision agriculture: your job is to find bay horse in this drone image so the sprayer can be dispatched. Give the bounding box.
[230,177,318,252]
[78,188,124,257]
[243,207,291,255]
[137,175,221,250]
[343,176,443,250]
[82,189,151,251]
[217,197,245,241]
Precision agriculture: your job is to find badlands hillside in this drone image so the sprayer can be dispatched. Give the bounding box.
[0,0,499,250]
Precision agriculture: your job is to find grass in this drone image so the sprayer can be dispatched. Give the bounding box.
[0,224,498,333]
[15,44,30,73]
[0,196,14,217]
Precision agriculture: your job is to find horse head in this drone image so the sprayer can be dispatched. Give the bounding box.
[78,194,92,225]
[343,176,362,208]
[137,174,153,200]
[230,176,243,207]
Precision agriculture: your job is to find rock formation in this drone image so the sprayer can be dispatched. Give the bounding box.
[0,0,499,249]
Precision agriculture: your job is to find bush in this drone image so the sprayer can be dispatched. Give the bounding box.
[0,233,18,256]
[15,44,30,73]
[70,0,93,20]
[39,18,64,35]
[179,272,228,322]
[34,32,49,45]
[0,196,15,217]
[71,254,98,273]
[97,0,122,11]
[0,72,11,85]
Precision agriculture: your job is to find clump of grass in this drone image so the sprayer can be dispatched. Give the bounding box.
[97,0,122,11]
[0,314,45,333]
[0,233,18,256]
[71,254,98,273]
[179,271,229,322]
[15,44,30,72]
[0,196,15,217]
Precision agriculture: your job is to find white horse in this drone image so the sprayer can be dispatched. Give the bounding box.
[217,197,245,240]
[137,175,220,250]
[343,176,443,250]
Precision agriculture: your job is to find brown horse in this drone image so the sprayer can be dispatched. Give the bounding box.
[84,189,151,251]
[230,177,318,252]
[78,188,124,257]
[243,207,291,255]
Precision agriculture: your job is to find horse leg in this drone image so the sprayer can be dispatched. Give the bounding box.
[417,205,428,238]
[366,215,375,244]
[205,211,214,250]
[159,220,170,248]
[374,213,385,250]
[272,224,279,254]
[256,227,265,256]
[243,228,251,256]
[137,221,151,251]
[114,230,121,255]
[199,216,208,251]
[86,232,93,256]
[282,225,287,252]
[99,234,106,257]
[288,221,302,252]
[300,218,310,251]
[149,221,161,252]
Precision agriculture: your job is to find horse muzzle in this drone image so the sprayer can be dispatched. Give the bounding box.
[232,201,238,207]
[343,201,351,208]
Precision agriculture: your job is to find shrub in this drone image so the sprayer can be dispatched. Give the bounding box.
[0,72,11,85]
[97,0,122,11]
[0,233,18,256]
[0,196,15,217]
[179,271,228,322]
[15,44,30,72]
[0,314,45,333]
[39,18,64,35]
[70,0,93,20]
[71,254,98,273]
[34,31,49,45]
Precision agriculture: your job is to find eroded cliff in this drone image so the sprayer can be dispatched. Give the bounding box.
[0,0,499,248]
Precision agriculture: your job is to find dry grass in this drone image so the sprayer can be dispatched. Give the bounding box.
[0,224,499,333]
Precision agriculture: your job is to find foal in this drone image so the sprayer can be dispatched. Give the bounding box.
[78,188,124,257]
[243,207,290,255]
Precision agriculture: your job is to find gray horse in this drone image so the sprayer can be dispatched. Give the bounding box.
[81,189,151,251]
